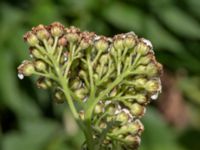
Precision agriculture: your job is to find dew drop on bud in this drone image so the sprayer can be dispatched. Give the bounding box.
[18,73,24,80]
[151,92,159,100]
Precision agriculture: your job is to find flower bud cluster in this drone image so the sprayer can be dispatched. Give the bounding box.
[18,22,162,150]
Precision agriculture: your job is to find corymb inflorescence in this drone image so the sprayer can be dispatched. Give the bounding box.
[18,22,162,150]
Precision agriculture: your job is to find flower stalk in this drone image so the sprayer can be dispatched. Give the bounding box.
[18,22,162,150]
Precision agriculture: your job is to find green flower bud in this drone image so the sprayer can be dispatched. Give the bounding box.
[74,88,88,100]
[113,34,124,51]
[116,111,129,124]
[134,77,147,89]
[53,90,65,104]
[47,37,54,45]
[135,94,147,104]
[50,22,64,37]
[130,103,146,117]
[135,40,150,55]
[145,79,160,93]
[127,120,144,135]
[124,32,136,49]
[99,54,109,65]
[146,63,158,77]
[18,61,35,76]
[106,103,116,115]
[36,77,52,89]
[94,102,104,114]
[137,55,152,66]
[65,26,80,42]
[24,32,39,46]
[34,60,46,72]
[30,48,42,58]
[99,122,107,129]
[70,79,81,90]
[33,24,50,40]
[94,36,109,52]
[124,135,140,147]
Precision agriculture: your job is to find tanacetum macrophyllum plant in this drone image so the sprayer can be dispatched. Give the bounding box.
[18,22,163,150]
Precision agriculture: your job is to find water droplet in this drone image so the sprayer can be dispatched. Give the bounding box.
[64,57,68,61]
[151,92,159,100]
[18,73,24,80]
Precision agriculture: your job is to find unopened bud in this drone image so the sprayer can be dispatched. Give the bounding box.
[24,32,39,46]
[113,35,124,51]
[74,88,88,100]
[145,79,160,93]
[34,60,46,72]
[18,61,35,76]
[65,26,80,42]
[53,90,65,104]
[94,36,109,52]
[130,103,146,117]
[30,48,42,58]
[124,33,136,49]
[135,40,150,55]
[94,102,104,114]
[116,111,129,124]
[36,77,52,89]
[50,22,64,37]
[34,24,50,40]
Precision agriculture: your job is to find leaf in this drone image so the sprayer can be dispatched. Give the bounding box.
[186,0,200,19]
[157,6,200,39]
[0,50,41,119]
[140,108,184,150]
[178,77,200,105]
[2,119,60,150]
[145,16,184,53]
[102,2,145,33]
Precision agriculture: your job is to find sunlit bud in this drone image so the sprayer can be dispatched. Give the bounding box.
[74,88,88,100]
[36,77,52,89]
[135,40,150,55]
[24,32,39,46]
[116,111,129,124]
[113,34,124,51]
[145,79,160,93]
[94,36,109,52]
[94,102,104,114]
[50,22,64,37]
[33,24,50,40]
[34,60,46,72]
[130,103,146,117]
[30,48,42,58]
[18,61,35,76]
[124,33,136,49]
[65,26,80,42]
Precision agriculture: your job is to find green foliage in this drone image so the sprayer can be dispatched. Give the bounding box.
[0,0,200,150]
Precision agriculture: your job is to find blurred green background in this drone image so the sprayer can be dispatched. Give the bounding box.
[0,0,200,150]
